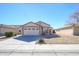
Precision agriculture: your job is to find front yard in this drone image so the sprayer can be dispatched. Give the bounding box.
[0,32,79,44]
[44,38,65,44]
[44,32,79,44]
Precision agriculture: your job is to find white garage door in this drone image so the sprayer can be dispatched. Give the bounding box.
[24,30,40,35]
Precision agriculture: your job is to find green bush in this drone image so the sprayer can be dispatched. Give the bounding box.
[38,39,46,44]
[14,34,17,36]
[5,32,13,37]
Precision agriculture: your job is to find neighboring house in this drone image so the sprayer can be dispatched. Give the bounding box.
[56,24,79,36]
[0,24,18,35]
[18,21,53,35]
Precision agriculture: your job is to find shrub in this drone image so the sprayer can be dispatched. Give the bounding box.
[14,34,17,36]
[38,39,46,44]
[53,30,56,33]
[5,32,13,37]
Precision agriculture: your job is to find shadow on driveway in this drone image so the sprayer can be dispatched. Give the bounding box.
[14,34,60,42]
[14,35,42,42]
[0,33,4,36]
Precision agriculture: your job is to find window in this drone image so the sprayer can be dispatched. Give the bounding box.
[28,28,31,30]
[19,30,21,32]
[32,28,35,30]
[25,28,28,30]
[24,29,25,30]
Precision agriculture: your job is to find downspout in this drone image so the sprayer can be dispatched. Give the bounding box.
[22,25,24,35]
[0,24,3,34]
[41,26,43,35]
[0,25,1,33]
[72,24,75,35]
[39,25,43,35]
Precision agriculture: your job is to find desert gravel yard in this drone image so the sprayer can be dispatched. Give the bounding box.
[44,33,79,44]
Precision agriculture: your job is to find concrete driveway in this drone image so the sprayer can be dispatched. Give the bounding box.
[14,34,60,42]
[0,35,37,45]
[14,35,42,42]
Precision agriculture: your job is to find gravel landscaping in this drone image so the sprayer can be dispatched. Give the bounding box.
[44,32,79,44]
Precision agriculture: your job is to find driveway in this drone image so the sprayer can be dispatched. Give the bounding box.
[0,34,59,45]
[14,35,42,42]
[0,35,36,45]
[0,34,61,45]
[14,34,60,42]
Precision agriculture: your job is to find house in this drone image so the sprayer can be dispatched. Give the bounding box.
[56,24,79,36]
[0,24,18,35]
[0,21,53,36]
[18,21,53,35]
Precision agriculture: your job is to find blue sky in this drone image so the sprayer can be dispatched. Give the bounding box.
[0,3,79,29]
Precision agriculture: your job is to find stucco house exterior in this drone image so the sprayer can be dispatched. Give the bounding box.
[18,21,53,35]
[56,24,79,36]
[0,24,18,35]
[0,21,53,36]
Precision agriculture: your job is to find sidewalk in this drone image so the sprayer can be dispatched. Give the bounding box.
[0,44,79,56]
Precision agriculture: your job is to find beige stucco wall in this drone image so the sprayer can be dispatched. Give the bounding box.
[18,26,22,34]
[36,22,50,27]
[73,26,79,35]
[56,27,73,36]
[18,22,53,35]
[20,22,43,35]
[56,25,79,36]
[0,27,18,34]
[42,27,48,32]
[36,21,51,34]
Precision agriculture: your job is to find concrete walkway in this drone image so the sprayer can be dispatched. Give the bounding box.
[0,36,79,56]
[0,44,79,56]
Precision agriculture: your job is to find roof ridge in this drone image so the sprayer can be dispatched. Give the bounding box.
[36,21,50,26]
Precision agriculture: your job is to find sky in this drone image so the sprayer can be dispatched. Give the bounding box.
[0,3,79,29]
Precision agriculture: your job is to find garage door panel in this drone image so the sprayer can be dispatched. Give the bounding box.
[24,30,39,35]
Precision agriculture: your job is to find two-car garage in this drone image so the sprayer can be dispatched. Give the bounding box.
[24,30,40,35]
[21,22,41,35]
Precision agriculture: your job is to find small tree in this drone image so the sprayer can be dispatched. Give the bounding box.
[5,32,13,37]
